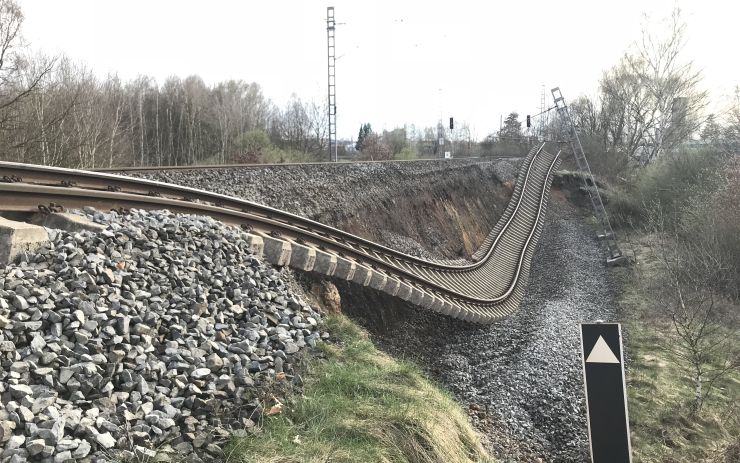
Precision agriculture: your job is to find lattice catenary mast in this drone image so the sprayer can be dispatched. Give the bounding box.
[551,87,625,265]
[326,7,337,162]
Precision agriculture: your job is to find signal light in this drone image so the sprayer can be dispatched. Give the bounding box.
[526,115,531,128]
[449,117,454,130]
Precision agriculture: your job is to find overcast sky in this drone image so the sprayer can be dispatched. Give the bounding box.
[17,0,740,140]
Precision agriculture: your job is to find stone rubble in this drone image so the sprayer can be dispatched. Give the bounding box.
[348,198,609,461]
[0,208,323,462]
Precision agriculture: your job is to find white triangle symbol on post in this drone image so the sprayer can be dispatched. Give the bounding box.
[586,336,620,363]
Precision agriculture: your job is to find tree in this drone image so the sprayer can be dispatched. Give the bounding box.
[355,123,371,151]
[700,114,721,143]
[569,96,600,138]
[599,7,708,163]
[499,112,521,139]
[382,127,407,155]
[269,95,326,158]
[720,86,740,153]
[356,133,390,161]
[645,207,740,414]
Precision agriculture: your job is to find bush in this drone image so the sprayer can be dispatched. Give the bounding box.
[679,156,740,299]
[356,134,392,161]
[394,146,418,161]
[479,139,534,158]
[232,129,271,163]
[579,134,631,182]
[608,148,727,228]
[260,146,317,164]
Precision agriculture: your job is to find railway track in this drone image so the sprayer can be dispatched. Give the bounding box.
[0,144,561,323]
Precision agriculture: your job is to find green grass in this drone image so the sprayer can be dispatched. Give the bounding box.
[224,314,492,463]
[618,237,740,462]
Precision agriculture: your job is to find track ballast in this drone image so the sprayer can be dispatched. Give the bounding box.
[0,144,561,323]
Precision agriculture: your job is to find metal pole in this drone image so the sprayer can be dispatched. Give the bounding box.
[327,7,337,162]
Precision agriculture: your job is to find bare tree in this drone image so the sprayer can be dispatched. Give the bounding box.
[599,8,708,163]
[356,133,391,161]
[270,95,326,158]
[644,206,740,414]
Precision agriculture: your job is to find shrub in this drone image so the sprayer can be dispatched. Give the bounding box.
[579,134,631,182]
[261,146,317,164]
[356,134,392,161]
[394,146,418,161]
[608,148,727,228]
[679,156,740,299]
[232,129,271,163]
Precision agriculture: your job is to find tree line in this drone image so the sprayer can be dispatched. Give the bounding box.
[0,0,329,169]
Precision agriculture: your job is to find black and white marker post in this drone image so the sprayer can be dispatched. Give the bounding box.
[580,323,632,463]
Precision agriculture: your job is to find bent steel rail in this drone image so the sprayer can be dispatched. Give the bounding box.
[0,144,561,323]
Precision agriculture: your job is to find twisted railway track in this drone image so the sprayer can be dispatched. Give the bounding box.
[0,143,561,323]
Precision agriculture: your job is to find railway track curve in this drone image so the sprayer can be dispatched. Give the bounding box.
[0,143,561,323]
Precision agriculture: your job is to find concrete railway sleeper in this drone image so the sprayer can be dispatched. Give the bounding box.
[0,143,561,323]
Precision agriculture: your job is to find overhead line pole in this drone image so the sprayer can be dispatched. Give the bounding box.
[551,87,625,265]
[326,7,337,162]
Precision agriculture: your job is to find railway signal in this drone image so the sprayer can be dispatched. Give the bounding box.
[580,323,632,463]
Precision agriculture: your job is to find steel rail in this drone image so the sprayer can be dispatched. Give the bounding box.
[0,153,557,304]
[0,146,543,273]
[0,145,560,323]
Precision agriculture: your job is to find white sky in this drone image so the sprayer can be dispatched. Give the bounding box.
[17,0,740,140]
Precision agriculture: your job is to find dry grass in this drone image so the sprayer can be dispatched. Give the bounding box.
[224,314,493,463]
[617,233,740,462]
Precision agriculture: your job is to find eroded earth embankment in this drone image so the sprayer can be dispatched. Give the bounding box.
[135,159,519,260]
[132,159,619,462]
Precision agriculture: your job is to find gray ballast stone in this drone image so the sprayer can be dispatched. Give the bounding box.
[0,217,49,265]
[0,207,324,462]
[94,433,115,449]
[26,439,46,456]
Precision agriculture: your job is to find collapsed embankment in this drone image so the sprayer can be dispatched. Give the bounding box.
[134,159,519,260]
[126,160,615,461]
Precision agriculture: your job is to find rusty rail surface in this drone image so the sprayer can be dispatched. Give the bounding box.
[0,144,560,323]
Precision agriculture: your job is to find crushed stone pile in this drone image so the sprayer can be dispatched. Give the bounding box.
[0,209,323,462]
[131,158,516,221]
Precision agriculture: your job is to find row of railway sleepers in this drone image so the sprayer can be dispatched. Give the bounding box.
[398,149,559,302]
[244,228,488,321]
[239,150,560,324]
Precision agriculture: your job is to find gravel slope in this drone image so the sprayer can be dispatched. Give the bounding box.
[0,209,322,462]
[128,161,616,461]
[129,159,520,260]
[349,194,619,462]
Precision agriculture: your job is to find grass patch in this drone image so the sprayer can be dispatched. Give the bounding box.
[618,235,740,462]
[225,314,492,463]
